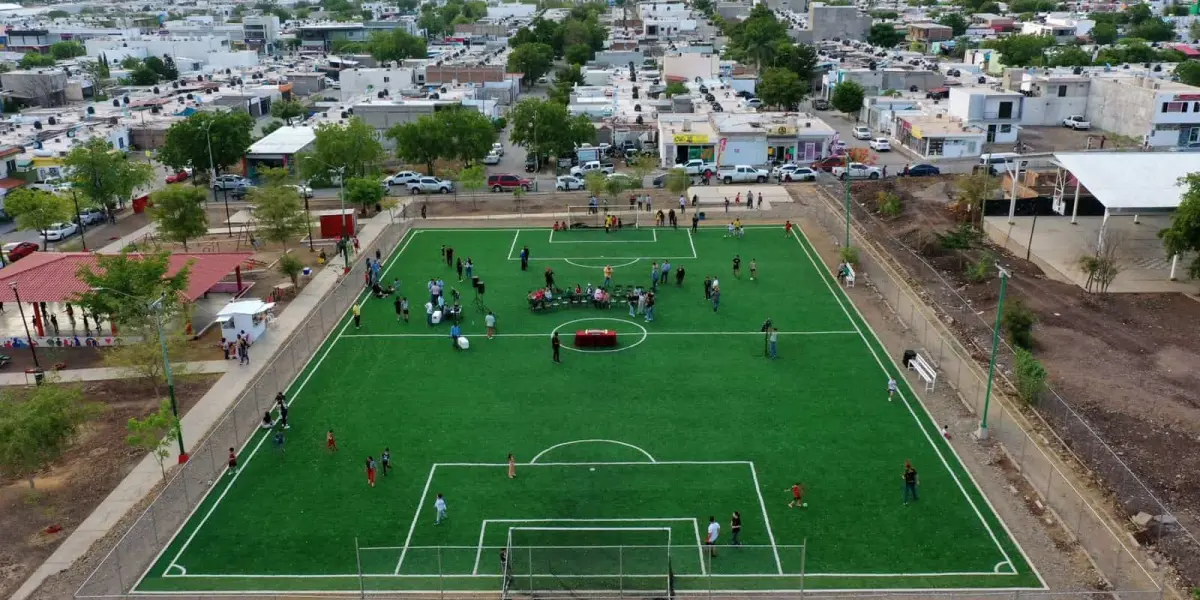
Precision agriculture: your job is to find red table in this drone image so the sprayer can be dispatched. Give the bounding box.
[574,329,617,348]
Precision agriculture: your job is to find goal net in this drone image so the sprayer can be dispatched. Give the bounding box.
[564,206,643,230]
[503,527,671,599]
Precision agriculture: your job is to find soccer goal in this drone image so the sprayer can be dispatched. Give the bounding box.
[564,206,643,230]
[502,527,672,599]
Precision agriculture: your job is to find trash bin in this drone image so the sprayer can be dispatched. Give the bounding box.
[32,368,45,385]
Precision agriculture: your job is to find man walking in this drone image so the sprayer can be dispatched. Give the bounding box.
[520,246,530,271]
[703,275,713,300]
[903,461,919,505]
[434,493,448,524]
[551,332,561,363]
[691,213,699,233]
[706,516,720,557]
[660,260,671,284]
[603,264,614,289]
[711,286,721,312]
[730,511,742,545]
[768,327,779,359]
[650,262,660,291]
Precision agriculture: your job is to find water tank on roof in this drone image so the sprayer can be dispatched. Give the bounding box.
[48,117,56,125]
[33,121,42,130]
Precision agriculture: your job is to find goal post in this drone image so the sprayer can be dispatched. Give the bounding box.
[564,206,642,229]
[503,527,671,598]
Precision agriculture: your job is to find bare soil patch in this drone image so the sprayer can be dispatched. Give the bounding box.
[838,176,1200,590]
[0,374,221,599]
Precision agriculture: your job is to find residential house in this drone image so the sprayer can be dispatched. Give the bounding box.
[946,86,1023,143]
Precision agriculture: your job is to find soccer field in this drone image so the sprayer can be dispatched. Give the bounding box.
[136,224,1045,595]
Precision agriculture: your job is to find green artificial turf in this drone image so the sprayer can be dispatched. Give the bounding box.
[136,225,1044,594]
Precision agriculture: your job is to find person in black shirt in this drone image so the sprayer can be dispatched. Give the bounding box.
[691,213,699,233]
[903,461,919,504]
[703,276,713,299]
[456,258,464,281]
[275,392,289,429]
[730,511,742,545]
[675,265,685,286]
[732,255,742,278]
[551,332,561,363]
[446,246,454,267]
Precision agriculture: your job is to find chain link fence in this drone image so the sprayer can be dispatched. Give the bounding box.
[802,183,1172,596]
[74,221,412,600]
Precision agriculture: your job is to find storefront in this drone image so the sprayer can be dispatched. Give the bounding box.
[672,132,715,164]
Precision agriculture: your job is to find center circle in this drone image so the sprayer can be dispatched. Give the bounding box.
[550,317,649,354]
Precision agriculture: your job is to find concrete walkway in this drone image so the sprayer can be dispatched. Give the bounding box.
[0,360,231,386]
[9,211,401,600]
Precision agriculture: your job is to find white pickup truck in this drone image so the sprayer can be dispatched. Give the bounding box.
[570,160,616,177]
[831,162,883,180]
[1062,115,1091,130]
[674,159,717,178]
[717,165,770,184]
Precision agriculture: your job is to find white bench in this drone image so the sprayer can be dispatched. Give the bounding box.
[908,352,937,391]
[844,264,856,288]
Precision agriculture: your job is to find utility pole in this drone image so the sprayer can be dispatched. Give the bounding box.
[975,264,1010,441]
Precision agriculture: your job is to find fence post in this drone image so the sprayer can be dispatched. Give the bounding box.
[618,545,624,597]
[799,538,807,600]
[438,545,444,600]
[355,537,365,600]
[528,545,533,593]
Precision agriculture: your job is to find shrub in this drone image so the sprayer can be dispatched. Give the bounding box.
[964,251,994,283]
[936,223,983,249]
[838,245,860,265]
[1002,299,1037,349]
[877,191,902,218]
[1012,347,1047,404]
[278,252,305,286]
[492,117,507,131]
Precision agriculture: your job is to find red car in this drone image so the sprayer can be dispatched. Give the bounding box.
[488,174,532,192]
[4,241,39,263]
[166,170,190,183]
[810,156,848,173]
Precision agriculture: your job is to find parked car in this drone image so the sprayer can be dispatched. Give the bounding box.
[382,171,422,187]
[780,167,818,182]
[831,162,883,180]
[166,170,190,183]
[772,163,800,178]
[1062,115,1091,130]
[74,207,107,226]
[30,178,71,193]
[904,163,941,177]
[482,152,501,165]
[745,98,763,109]
[812,98,831,110]
[716,165,769,184]
[43,222,79,241]
[212,174,251,190]
[674,159,717,178]
[606,173,637,187]
[570,160,616,177]
[3,241,39,263]
[868,137,891,151]
[288,184,314,198]
[487,174,532,192]
[556,175,585,191]
[408,177,454,194]
[491,142,504,157]
[811,156,847,172]
[852,126,872,140]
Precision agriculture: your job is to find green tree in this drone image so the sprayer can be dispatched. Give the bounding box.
[19,53,57,69]
[271,98,306,121]
[1158,172,1200,281]
[149,185,209,251]
[584,171,607,200]
[418,10,446,37]
[626,156,655,190]
[757,67,806,109]
[50,41,86,60]
[665,168,690,197]
[564,43,593,65]
[261,119,285,136]
[81,58,115,100]
[300,117,385,181]
[0,384,98,489]
[773,42,818,82]
[1126,2,1152,25]
[457,164,487,208]
[344,177,385,213]
[75,249,191,327]
[4,189,73,248]
[368,29,428,63]
[1177,61,1200,86]
[830,80,866,115]
[867,23,905,48]
[1121,40,1157,63]
[1013,347,1047,404]
[664,81,689,97]
[65,137,155,211]
[387,115,444,174]
[508,98,595,162]
[142,56,168,78]
[1092,22,1118,45]
[104,335,191,397]
[442,106,498,164]
[1048,45,1092,67]
[126,400,182,477]
[938,13,969,36]
[277,252,305,286]
[983,34,1055,66]
[129,65,159,85]
[160,111,255,177]
[47,9,69,18]
[1190,20,1200,42]
[506,42,555,83]
[120,56,141,70]
[249,170,310,251]
[162,55,179,80]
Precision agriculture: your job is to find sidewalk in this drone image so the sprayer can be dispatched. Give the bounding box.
[0,360,230,386]
[9,211,400,600]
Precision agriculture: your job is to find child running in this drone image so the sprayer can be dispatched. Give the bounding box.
[787,482,806,508]
[366,457,377,487]
[327,429,338,452]
[887,376,898,401]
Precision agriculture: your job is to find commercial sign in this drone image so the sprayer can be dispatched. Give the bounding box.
[673,133,710,144]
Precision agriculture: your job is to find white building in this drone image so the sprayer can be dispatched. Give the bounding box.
[947,86,1023,144]
[338,67,417,101]
[1020,21,1079,44]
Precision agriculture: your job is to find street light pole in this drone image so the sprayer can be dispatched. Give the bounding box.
[10,283,41,374]
[976,264,1011,441]
[204,120,232,236]
[304,184,315,251]
[71,189,88,251]
[150,295,188,463]
[843,148,851,248]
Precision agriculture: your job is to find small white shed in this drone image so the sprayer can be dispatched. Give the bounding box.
[215,300,276,346]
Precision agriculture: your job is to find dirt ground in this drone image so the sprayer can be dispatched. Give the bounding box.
[838,175,1200,590]
[0,374,221,600]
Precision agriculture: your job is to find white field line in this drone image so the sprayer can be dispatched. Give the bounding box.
[687,227,697,258]
[163,570,1021,579]
[747,462,783,574]
[338,331,858,339]
[393,464,438,575]
[519,256,699,261]
[691,518,706,576]
[432,460,752,467]
[506,229,520,261]
[157,229,422,579]
[529,439,657,463]
[129,587,1052,597]
[474,518,690,577]
[788,228,1026,581]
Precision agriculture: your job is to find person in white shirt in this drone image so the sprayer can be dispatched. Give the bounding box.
[706,516,720,557]
[434,493,448,525]
[485,311,496,339]
[887,376,897,401]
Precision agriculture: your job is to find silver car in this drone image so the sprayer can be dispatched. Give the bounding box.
[408,177,454,194]
[556,175,585,191]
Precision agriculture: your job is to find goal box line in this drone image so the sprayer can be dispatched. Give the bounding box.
[504,229,698,261]
[483,521,693,577]
[394,461,781,577]
[549,228,657,243]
